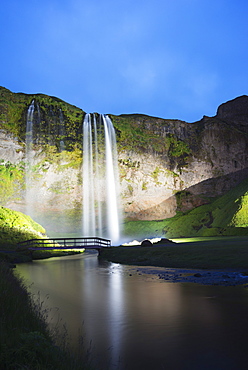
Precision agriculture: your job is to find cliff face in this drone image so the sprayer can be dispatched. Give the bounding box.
[0,86,247,232]
[217,95,248,129]
[113,99,248,219]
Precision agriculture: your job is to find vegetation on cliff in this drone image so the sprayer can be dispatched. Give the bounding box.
[0,86,192,160]
[0,86,84,150]
[164,177,248,238]
[111,114,192,159]
[0,161,25,204]
[124,177,248,239]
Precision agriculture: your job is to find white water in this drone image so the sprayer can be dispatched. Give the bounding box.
[25,100,35,217]
[83,113,95,235]
[26,100,35,152]
[103,115,120,242]
[83,114,121,243]
[24,106,122,242]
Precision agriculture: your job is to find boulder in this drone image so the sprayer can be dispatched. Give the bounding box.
[141,239,153,247]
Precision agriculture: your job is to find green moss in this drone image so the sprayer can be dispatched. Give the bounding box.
[36,145,82,172]
[165,133,191,157]
[0,88,193,176]
[0,86,85,148]
[111,114,188,154]
[119,166,127,179]
[175,190,191,208]
[142,181,148,190]
[151,166,161,183]
[119,158,140,168]
[230,191,248,227]
[0,161,25,204]
[0,206,46,249]
[163,177,248,237]
[123,219,168,239]
[127,184,133,195]
[123,177,248,239]
[165,169,179,177]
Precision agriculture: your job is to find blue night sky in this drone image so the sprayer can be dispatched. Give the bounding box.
[1,0,247,122]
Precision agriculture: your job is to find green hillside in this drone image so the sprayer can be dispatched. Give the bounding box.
[123,176,248,239]
[0,206,46,249]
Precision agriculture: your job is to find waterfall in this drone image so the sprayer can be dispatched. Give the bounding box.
[36,102,41,144]
[82,114,121,244]
[25,100,35,217]
[26,100,35,152]
[103,115,120,242]
[83,113,95,236]
[59,109,65,151]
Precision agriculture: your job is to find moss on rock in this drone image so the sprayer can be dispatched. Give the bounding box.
[0,86,85,150]
[163,177,248,237]
[0,206,46,249]
[123,177,248,239]
[0,161,25,204]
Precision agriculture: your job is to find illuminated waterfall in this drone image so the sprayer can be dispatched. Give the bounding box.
[25,100,35,217]
[83,114,121,243]
[26,100,35,151]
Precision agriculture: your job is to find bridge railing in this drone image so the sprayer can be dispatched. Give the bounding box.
[17,237,111,250]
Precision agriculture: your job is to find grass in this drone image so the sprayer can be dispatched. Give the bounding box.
[0,261,92,369]
[0,206,47,250]
[123,176,248,239]
[100,236,248,270]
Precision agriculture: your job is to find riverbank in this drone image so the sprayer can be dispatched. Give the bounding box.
[0,261,92,369]
[0,248,83,265]
[100,237,248,286]
[134,266,248,286]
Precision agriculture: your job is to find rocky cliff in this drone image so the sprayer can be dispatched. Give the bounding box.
[0,86,247,234]
[113,109,248,220]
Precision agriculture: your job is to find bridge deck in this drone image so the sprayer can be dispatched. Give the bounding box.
[17,237,111,251]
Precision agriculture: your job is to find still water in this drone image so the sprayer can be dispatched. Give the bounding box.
[16,253,248,370]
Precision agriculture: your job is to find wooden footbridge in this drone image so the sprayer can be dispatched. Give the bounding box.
[17,237,111,253]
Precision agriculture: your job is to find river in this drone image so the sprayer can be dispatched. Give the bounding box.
[16,252,248,370]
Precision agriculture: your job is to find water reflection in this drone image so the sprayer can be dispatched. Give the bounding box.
[16,253,248,370]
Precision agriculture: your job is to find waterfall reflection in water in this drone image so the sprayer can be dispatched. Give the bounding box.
[16,253,248,370]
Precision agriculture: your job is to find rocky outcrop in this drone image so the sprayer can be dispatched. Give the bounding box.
[0,130,23,163]
[217,95,248,131]
[117,105,248,219]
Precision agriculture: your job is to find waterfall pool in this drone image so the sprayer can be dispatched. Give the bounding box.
[16,252,248,370]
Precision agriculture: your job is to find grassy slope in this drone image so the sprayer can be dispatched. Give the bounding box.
[0,206,46,249]
[123,176,248,239]
[0,206,84,263]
